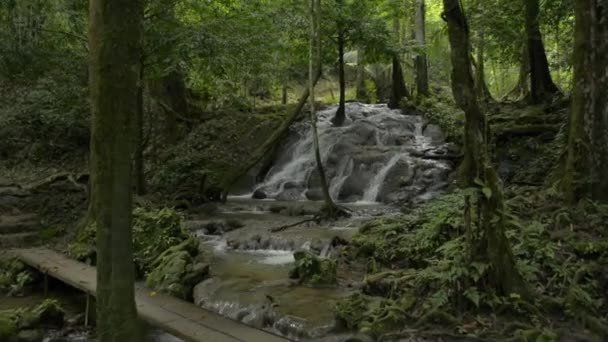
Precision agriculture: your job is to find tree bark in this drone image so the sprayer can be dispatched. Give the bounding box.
[135,59,146,196]
[442,0,528,297]
[414,0,429,97]
[524,0,560,104]
[281,83,288,105]
[562,0,608,203]
[88,0,142,340]
[332,1,347,127]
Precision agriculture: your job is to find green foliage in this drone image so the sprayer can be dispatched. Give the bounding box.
[69,207,193,277]
[0,259,35,297]
[289,251,337,286]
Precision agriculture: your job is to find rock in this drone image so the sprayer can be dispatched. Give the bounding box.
[275,188,303,201]
[252,189,267,199]
[193,278,222,306]
[422,124,445,143]
[202,222,224,235]
[305,189,323,201]
[16,329,42,342]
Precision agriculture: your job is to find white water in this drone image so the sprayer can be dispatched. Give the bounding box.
[361,153,405,202]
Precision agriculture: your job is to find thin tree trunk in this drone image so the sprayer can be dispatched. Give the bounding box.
[135,59,146,196]
[414,0,429,97]
[389,18,409,109]
[332,0,346,126]
[505,43,530,101]
[442,0,529,297]
[474,30,493,101]
[524,0,560,104]
[562,0,608,203]
[220,70,321,200]
[356,49,367,100]
[281,83,288,104]
[310,0,340,216]
[88,0,142,340]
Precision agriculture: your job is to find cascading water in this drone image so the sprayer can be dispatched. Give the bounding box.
[251,103,453,204]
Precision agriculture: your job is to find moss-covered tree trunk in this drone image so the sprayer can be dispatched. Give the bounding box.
[562,0,608,203]
[442,0,528,297]
[524,0,560,104]
[88,0,143,340]
[332,0,346,126]
[414,0,429,97]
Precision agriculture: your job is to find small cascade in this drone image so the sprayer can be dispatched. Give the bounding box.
[248,102,453,204]
[361,154,404,202]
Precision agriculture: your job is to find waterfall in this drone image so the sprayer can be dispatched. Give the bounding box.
[360,154,404,202]
[249,103,452,204]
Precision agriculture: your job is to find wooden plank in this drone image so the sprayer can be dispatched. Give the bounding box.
[12,248,289,342]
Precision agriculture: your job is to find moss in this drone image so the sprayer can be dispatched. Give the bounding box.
[0,315,17,341]
[289,251,337,286]
[145,237,209,301]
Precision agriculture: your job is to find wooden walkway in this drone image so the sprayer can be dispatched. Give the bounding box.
[11,248,290,342]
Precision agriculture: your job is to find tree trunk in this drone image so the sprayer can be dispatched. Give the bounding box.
[414,0,429,97]
[562,0,608,203]
[442,0,529,297]
[332,4,346,127]
[161,70,188,143]
[281,83,288,104]
[88,0,142,340]
[474,30,493,101]
[356,49,367,100]
[389,18,409,109]
[221,70,321,200]
[135,59,146,196]
[310,0,340,216]
[505,43,530,101]
[524,0,560,104]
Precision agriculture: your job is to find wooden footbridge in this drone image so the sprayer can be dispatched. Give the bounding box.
[11,248,290,342]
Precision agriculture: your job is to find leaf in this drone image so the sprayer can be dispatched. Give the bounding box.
[474,177,485,187]
[464,287,480,308]
[509,293,521,299]
[482,186,492,199]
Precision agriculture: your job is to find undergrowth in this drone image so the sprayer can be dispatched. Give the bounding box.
[338,189,608,340]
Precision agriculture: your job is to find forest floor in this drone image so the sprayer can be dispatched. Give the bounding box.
[0,97,607,341]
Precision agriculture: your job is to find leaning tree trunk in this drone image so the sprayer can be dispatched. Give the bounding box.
[524,0,560,104]
[442,0,529,297]
[562,0,608,203]
[88,0,142,340]
[414,0,429,97]
[332,2,347,127]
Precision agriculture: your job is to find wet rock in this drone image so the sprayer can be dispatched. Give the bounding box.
[273,315,309,340]
[305,189,323,201]
[202,222,224,235]
[423,124,445,143]
[252,189,267,199]
[193,278,222,306]
[275,189,303,201]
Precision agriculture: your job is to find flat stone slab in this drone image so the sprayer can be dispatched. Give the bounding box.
[11,248,289,342]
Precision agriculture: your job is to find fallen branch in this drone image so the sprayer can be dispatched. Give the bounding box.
[269,216,319,232]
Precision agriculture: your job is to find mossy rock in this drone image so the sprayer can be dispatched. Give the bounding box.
[145,238,210,301]
[289,251,337,286]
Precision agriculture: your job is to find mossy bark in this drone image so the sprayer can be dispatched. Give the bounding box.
[524,0,560,104]
[88,0,143,340]
[474,30,493,102]
[562,0,608,203]
[505,44,530,101]
[389,18,409,109]
[442,0,528,297]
